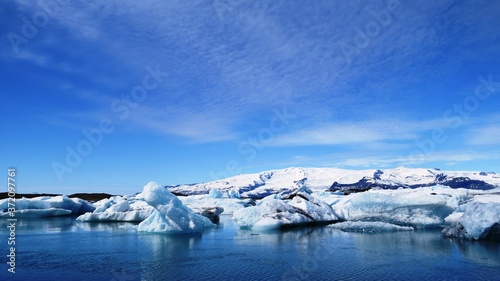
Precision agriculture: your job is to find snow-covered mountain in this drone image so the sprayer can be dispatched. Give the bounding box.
[167,167,500,198]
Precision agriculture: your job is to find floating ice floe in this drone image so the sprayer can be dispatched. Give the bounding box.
[76,196,154,222]
[137,182,214,233]
[232,187,338,231]
[0,195,95,218]
[329,221,414,233]
[442,202,500,240]
[78,190,234,223]
[331,186,468,228]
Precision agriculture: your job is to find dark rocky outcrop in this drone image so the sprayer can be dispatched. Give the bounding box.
[443,222,500,241]
[328,173,496,194]
[437,177,496,190]
[195,207,224,224]
[373,169,384,180]
[328,177,397,193]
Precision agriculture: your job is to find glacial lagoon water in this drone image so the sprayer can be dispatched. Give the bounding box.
[1,216,500,281]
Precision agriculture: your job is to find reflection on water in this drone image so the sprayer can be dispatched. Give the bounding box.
[140,233,203,281]
[0,215,499,281]
[451,238,500,267]
[0,216,140,233]
[0,216,77,233]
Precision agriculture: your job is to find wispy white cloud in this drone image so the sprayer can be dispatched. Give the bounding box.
[467,126,500,146]
[128,105,241,143]
[286,150,500,170]
[10,0,500,144]
[270,118,449,146]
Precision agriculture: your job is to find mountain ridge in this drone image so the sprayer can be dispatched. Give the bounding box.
[167,167,500,199]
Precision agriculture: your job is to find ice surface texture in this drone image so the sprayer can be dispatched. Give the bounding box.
[137,182,214,233]
[76,197,153,222]
[0,195,94,217]
[331,187,467,227]
[443,202,500,240]
[232,187,338,230]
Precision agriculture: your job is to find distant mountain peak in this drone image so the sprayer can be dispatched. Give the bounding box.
[167,167,500,198]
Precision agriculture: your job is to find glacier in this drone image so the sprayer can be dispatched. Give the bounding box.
[167,167,500,198]
[136,182,214,233]
[0,195,95,218]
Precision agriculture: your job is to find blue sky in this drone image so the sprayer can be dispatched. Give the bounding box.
[2,0,500,195]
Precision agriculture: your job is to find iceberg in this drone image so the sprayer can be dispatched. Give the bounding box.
[137,182,214,233]
[105,199,130,213]
[0,195,95,218]
[77,196,154,222]
[77,209,153,222]
[206,187,241,199]
[227,188,241,199]
[77,192,230,223]
[232,187,338,230]
[442,202,500,240]
[180,195,252,215]
[208,188,224,198]
[329,221,414,233]
[232,198,308,230]
[332,187,463,227]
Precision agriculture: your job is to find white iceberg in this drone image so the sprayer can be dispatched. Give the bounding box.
[93,198,113,213]
[232,187,338,230]
[180,195,251,215]
[137,182,214,233]
[0,195,94,218]
[444,212,464,224]
[443,202,500,240]
[105,199,130,213]
[208,188,224,198]
[227,188,241,199]
[332,186,463,227]
[77,196,154,222]
[209,188,240,199]
[76,209,153,222]
[232,198,308,230]
[288,191,339,222]
[329,221,414,233]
